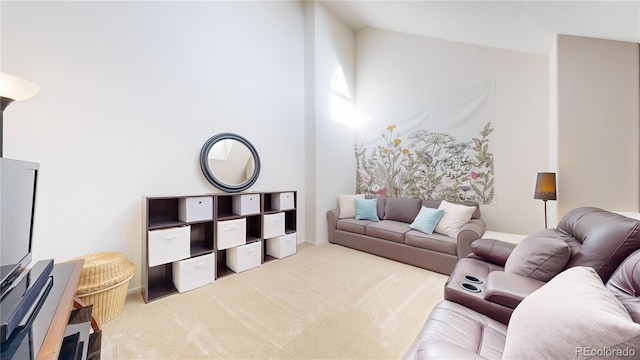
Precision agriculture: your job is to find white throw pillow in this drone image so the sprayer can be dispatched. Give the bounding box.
[503,266,640,359]
[338,194,365,219]
[434,200,476,238]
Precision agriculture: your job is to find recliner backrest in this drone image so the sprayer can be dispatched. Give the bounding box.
[556,207,640,282]
[606,249,640,323]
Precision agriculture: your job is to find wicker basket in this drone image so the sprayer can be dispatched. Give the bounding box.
[72,252,135,324]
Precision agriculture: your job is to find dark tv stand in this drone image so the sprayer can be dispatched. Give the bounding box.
[1,259,54,342]
[0,260,100,360]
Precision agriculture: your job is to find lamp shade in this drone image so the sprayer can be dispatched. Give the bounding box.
[534,172,557,201]
[0,73,40,102]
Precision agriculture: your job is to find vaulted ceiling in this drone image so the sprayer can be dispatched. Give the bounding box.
[320,1,640,56]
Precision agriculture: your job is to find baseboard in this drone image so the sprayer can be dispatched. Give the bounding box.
[127,285,141,296]
[303,239,329,245]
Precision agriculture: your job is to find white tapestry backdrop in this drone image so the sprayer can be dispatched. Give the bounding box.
[355,79,496,204]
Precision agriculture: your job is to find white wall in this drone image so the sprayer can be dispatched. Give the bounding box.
[10,2,636,294]
[355,29,549,234]
[1,1,305,291]
[553,35,640,217]
[304,2,356,244]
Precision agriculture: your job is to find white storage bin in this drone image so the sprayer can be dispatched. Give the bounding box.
[217,218,247,250]
[263,212,285,239]
[172,253,215,293]
[226,241,262,273]
[272,192,295,210]
[148,226,190,267]
[233,194,260,215]
[266,233,297,259]
[178,196,213,222]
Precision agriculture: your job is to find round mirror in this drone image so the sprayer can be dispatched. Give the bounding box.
[200,133,261,193]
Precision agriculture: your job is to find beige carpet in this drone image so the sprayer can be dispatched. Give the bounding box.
[101,243,447,359]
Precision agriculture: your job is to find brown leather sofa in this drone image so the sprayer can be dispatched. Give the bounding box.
[444,207,640,324]
[404,207,640,359]
[327,196,486,275]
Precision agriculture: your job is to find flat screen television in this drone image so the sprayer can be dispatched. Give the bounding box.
[0,158,39,297]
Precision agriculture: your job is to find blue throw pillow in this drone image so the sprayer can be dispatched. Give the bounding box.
[355,198,379,221]
[410,206,444,234]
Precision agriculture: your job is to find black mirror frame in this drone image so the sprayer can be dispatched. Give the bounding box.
[199,132,261,193]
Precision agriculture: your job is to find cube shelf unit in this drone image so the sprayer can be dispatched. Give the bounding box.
[142,196,215,303]
[142,191,297,303]
[262,191,297,262]
[215,192,263,279]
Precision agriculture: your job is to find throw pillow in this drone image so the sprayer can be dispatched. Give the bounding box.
[410,206,444,234]
[338,194,365,219]
[355,198,379,221]
[504,230,570,282]
[434,200,476,238]
[503,266,640,359]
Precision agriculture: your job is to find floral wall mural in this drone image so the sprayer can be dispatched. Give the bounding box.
[355,80,496,204]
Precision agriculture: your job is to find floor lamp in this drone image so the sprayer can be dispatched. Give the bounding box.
[0,73,40,157]
[534,172,557,229]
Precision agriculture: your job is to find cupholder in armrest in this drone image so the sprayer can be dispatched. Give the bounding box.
[460,283,481,293]
[463,275,483,284]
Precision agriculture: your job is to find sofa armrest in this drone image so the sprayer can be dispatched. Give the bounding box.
[470,238,517,266]
[326,208,340,243]
[483,271,545,309]
[456,218,486,258]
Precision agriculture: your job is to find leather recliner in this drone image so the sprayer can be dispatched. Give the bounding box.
[443,207,640,324]
[403,248,640,359]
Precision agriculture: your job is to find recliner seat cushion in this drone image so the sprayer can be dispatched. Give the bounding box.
[503,266,640,359]
[403,300,507,360]
[504,230,570,282]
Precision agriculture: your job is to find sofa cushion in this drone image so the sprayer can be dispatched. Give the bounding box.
[434,200,476,238]
[366,220,411,244]
[383,197,422,223]
[409,206,444,234]
[355,198,379,221]
[336,219,371,235]
[504,230,570,282]
[405,231,457,255]
[338,194,365,219]
[422,199,481,219]
[503,266,640,359]
[403,300,507,360]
